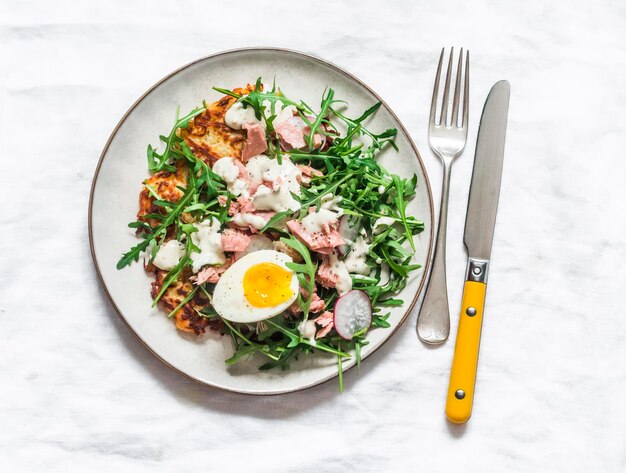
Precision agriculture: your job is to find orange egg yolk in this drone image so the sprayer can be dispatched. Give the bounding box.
[243,263,294,308]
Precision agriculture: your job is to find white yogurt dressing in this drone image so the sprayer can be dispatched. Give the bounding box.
[212,157,249,197]
[225,97,296,131]
[299,193,344,234]
[211,154,305,209]
[245,155,269,185]
[298,319,317,346]
[190,218,226,273]
[232,212,267,230]
[343,236,371,275]
[301,208,339,234]
[231,179,250,197]
[320,193,344,217]
[253,184,300,213]
[153,240,185,270]
[245,155,302,213]
[210,154,306,230]
[329,253,352,295]
[373,216,396,235]
[245,155,301,189]
[260,157,301,193]
[224,99,262,130]
[211,157,239,183]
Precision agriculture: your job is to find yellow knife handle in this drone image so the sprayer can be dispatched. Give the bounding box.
[445,279,487,423]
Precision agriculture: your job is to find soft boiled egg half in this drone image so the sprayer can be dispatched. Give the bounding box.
[212,250,299,323]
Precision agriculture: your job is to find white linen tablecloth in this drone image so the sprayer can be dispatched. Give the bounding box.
[1,0,625,471]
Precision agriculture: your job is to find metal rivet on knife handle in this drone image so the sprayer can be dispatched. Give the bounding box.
[455,389,465,400]
[466,307,477,317]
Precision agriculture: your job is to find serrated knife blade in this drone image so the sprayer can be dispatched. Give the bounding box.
[464,80,510,261]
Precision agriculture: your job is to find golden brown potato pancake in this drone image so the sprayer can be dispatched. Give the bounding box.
[137,160,188,227]
[180,84,258,166]
[150,268,221,335]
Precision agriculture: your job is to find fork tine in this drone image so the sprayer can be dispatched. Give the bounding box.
[440,47,454,126]
[462,50,470,128]
[451,48,463,128]
[430,48,445,126]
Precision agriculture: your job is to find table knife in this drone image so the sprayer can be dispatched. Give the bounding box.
[445,80,510,424]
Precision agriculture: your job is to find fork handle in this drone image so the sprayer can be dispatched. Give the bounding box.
[416,161,452,344]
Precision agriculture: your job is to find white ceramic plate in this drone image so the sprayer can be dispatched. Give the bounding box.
[89,48,433,394]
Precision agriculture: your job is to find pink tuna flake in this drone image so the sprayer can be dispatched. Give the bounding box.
[241,123,268,162]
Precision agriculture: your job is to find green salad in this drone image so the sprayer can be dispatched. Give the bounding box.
[117,78,424,389]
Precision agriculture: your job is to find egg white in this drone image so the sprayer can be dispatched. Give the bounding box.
[212,250,299,323]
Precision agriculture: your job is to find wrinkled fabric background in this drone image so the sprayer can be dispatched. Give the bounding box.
[1,0,625,471]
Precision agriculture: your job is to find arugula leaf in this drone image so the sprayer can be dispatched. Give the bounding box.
[147,107,205,173]
[279,234,317,319]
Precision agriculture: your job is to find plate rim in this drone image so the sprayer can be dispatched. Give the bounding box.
[88,47,434,395]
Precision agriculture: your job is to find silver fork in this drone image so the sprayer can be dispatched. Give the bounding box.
[417,47,469,345]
